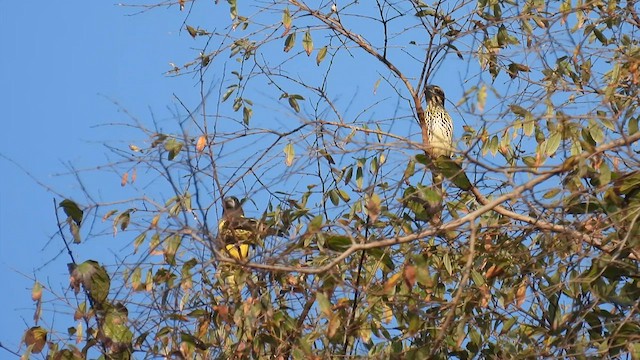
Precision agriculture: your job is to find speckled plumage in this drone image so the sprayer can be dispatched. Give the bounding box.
[424,85,453,159]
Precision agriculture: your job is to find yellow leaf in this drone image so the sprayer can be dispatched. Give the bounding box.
[282,8,292,34]
[381,302,393,324]
[384,271,402,293]
[32,281,42,301]
[284,142,295,166]
[76,321,83,344]
[150,214,160,229]
[516,279,527,308]
[316,46,327,65]
[477,83,487,112]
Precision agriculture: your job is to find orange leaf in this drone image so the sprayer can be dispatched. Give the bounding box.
[131,167,137,184]
[150,214,160,229]
[121,172,128,187]
[196,135,206,153]
[384,271,402,293]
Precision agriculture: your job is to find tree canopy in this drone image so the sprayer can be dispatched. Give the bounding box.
[16,0,640,359]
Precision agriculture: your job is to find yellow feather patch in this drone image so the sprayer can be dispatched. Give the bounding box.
[225,244,250,261]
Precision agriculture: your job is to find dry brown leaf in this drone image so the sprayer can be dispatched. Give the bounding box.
[485,264,504,280]
[479,284,490,308]
[403,265,416,288]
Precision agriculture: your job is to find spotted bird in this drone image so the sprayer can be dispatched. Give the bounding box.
[423,85,454,186]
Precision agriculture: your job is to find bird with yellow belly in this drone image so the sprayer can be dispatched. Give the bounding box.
[217,196,261,261]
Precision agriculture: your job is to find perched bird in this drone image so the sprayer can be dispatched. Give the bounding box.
[218,196,260,261]
[422,85,455,222]
[423,85,454,160]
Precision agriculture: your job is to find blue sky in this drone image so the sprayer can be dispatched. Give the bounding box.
[0,2,197,350]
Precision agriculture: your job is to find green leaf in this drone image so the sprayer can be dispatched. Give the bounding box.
[186,25,197,38]
[415,154,429,166]
[589,123,604,143]
[593,28,607,45]
[356,166,364,190]
[543,188,561,199]
[133,232,146,254]
[523,114,535,136]
[282,8,292,31]
[629,117,639,135]
[619,172,640,194]
[316,292,331,317]
[308,214,324,233]
[222,86,237,102]
[228,0,237,20]
[328,189,339,206]
[565,202,602,214]
[509,104,529,117]
[284,32,296,52]
[471,270,486,286]
[302,30,313,56]
[434,157,472,191]
[546,131,562,156]
[599,162,611,185]
[60,199,83,226]
[325,234,351,252]
[337,190,350,202]
[415,9,435,17]
[403,158,416,180]
[242,106,252,125]
[522,156,537,167]
[443,253,453,276]
[164,138,183,161]
[316,46,328,65]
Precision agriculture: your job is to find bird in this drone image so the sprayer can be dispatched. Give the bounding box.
[423,85,454,161]
[218,196,260,261]
[422,85,454,222]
